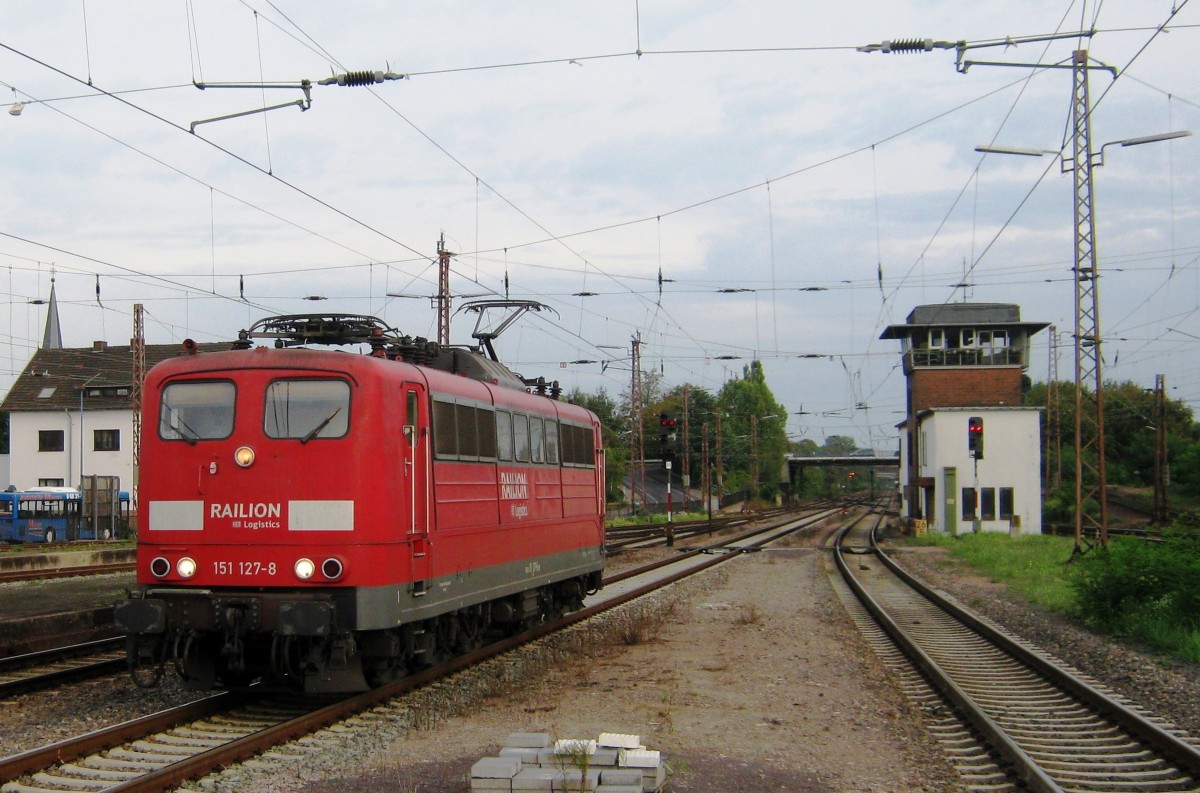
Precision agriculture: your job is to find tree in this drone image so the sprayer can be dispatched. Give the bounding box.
[716,360,788,501]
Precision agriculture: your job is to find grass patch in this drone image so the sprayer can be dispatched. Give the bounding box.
[902,530,1200,664]
[903,532,1078,615]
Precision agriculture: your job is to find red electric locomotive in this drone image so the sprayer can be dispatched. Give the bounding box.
[115,313,605,692]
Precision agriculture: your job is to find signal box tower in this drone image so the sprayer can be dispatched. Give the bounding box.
[881,303,1048,535]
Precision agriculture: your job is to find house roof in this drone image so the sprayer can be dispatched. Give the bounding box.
[1,341,234,413]
[879,302,1049,340]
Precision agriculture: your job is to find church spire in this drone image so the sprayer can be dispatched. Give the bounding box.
[41,277,62,349]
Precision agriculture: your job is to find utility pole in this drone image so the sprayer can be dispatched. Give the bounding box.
[1153,374,1169,525]
[629,335,646,513]
[750,414,760,498]
[1068,49,1109,553]
[701,421,711,520]
[131,303,145,519]
[436,233,454,347]
[682,385,691,510]
[1044,325,1061,493]
[715,410,724,509]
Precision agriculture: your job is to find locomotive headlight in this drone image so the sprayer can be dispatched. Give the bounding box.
[294,557,316,580]
[150,556,171,578]
[321,557,344,580]
[177,557,197,579]
[234,446,256,468]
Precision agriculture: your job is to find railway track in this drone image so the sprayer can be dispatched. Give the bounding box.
[0,507,843,793]
[0,638,127,698]
[835,517,1200,792]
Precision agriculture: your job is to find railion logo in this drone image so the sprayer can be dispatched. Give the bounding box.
[210,502,282,519]
[499,471,528,500]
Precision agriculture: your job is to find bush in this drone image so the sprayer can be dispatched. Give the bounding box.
[1068,529,1200,660]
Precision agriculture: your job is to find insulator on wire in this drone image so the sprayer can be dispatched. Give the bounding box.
[318,70,407,87]
[885,38,934,53]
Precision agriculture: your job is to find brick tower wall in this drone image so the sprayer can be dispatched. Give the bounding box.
[909,367,1025,412]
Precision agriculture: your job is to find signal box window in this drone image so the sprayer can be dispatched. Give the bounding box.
[961,487,976,521]
[38,430,65,452]
[496,411,513,461]
[999,487,1015,520]
[94,429,120,452]
[264,379,349,440]
[981,488,996,521]
[161,381,236,441]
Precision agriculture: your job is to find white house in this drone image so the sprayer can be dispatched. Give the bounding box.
[898,406,1043,535]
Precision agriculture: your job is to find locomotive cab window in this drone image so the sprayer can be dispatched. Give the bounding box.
[264,379,350,440]
[160,381,236,441]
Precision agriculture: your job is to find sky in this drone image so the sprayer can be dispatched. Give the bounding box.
[1,1,1198,450]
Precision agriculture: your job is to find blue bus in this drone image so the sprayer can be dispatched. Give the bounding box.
[0,488,131,543]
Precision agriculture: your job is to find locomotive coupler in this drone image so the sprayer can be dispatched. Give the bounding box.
[220,605,248,672]
[127,634,166,689]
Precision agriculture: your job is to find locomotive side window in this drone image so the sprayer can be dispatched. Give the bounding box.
[432,400,498,461]
[476,408,497,459]
[160,381,236,441]
[264,379,349,440]
[496,411,513,461]
[513,414,530,462]
[529,417,545,463]
[561,423,596,467]
[545,421,560,464]
[459,405,481,457]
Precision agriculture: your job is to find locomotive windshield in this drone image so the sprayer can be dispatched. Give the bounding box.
[160,381,236,441]
[264,379,350,441]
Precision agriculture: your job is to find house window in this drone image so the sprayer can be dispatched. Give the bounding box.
[961,488,976,521]
[999,487,1015,519]
[981,488,996,520]
[94,429,120,452]
[38,430,65,452]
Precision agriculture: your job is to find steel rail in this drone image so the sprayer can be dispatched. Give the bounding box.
[873,532,1200,780]
[834,521,1061,793]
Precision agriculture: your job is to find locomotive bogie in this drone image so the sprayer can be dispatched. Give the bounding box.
[117,333,606,693]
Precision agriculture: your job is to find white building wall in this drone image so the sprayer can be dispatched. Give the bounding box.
[917,407,1042,535]
[902,405,1046,535]
[8,408,134,492]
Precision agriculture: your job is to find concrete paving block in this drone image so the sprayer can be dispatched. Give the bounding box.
[640,764,666,792]
[599,769,643,787]
[499,747,543,765]
[594,786,642,793]
[554,738,597,755]
[506,732,553,748]
[551,768,600,791]
[590,748,619,767]
[471,778,514,792]
[617,749,660,768]
[512,767,561,791]
[472,756,522,779]
[597,732,641,749]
